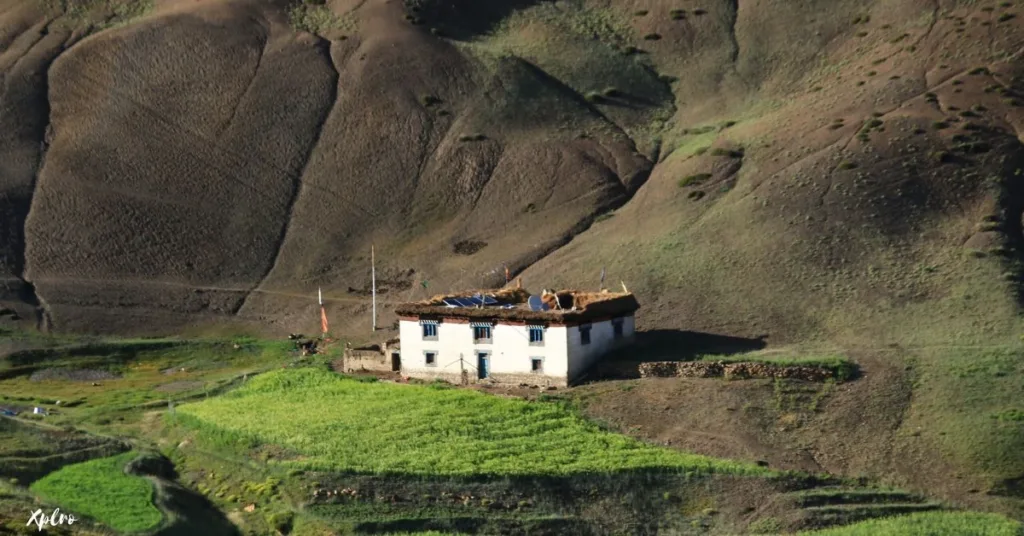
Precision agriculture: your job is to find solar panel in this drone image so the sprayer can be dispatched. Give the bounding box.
[527,295,543,311]
[483,296,498,305]
[442,299,460,307]
[466,297,484,306]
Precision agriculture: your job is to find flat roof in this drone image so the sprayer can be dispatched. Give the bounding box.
[394,287,639,323]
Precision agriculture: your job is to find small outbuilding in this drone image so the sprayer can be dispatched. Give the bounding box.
[394,287,638,387]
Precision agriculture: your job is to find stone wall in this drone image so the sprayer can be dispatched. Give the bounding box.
[638,361,835,382]
[340,349,395,373]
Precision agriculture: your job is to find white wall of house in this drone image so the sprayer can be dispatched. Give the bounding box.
[398,320,570,381]
[566,314,636,381]
[399,313,634,384]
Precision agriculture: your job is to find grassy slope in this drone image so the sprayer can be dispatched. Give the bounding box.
[0,335,306,433]
[175,367,768,476]
[798,511,1023,536]
[30,451,163,532]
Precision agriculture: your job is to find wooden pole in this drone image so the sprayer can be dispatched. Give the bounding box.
[371,245,377,332]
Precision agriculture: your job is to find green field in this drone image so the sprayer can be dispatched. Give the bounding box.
[798,511,1023,536]
[175,367,770,476]
[29,451,163,533]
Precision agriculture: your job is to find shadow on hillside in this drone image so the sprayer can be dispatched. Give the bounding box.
[413,0,547,40]
[311,469,824,536]
[589,329,767,380]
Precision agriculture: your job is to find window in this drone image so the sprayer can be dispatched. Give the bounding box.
[422,322,438,340]
[530,357,543,373]
[528,326,544,345]
[424,351,437,366]
[473,325,492,343]
[612,319,624,339]
[579,325,591,345]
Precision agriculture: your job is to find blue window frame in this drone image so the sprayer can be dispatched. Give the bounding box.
[528,326,544,345]
[473,325,492,342]
[580,324,591,345]
[422,323,438,339]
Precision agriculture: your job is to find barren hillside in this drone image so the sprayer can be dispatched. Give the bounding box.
[2,0,1024,521]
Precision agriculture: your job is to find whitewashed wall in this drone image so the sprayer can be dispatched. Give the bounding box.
[566,314,636,381]
[398,320,570,379]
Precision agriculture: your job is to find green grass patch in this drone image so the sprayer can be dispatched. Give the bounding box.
[41,0,154,29]
[798,510,1022,535]
[288,0,354,36]
[678,173,712,187]
[912,346,1024,480]
[30,451,162,532]
[175,368,769,477]
[0,335,314,434]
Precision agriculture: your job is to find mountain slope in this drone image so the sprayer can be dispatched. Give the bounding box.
[0,0,1023,520]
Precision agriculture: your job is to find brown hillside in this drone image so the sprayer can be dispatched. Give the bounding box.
[1,0,1024,518]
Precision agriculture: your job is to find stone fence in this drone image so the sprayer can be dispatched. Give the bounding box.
[637,361,835,382]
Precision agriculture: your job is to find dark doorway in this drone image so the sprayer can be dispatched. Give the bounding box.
[477,352,490,379]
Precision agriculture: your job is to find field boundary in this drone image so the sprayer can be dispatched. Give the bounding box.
[638,360,849,382]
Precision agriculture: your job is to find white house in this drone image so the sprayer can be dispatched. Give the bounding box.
[394,287,638,386]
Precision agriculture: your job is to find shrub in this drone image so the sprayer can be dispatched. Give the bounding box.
[459,133,486,142]
[710,148,743,158]
[643,33,662,41]
[679,173,712,187]
[837,160,858,170]
[266,512,295,534]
